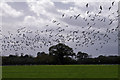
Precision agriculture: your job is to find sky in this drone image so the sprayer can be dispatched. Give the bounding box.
[0,0,120,57]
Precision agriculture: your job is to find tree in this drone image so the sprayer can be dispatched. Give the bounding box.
[77,51,89,60]
[21,53,24,57]
[37,52,46,57]
[49,43,74,64]
[37,52,41,57]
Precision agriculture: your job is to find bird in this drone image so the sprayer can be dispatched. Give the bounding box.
[52,20,57,23]
[98,11,101,14]
[112,1,115,6]
[70,16,72,19]
[74,14,80,19]
[57,23,60,25]
[86,3,88,7]
[100,6,102,10]
[88,26,92,29]
[109,7,111,10]
[87,11,89,14]
[66,25,68,27]
[109,20,113,25]
[46,25,48,26]
[62,13,65,18]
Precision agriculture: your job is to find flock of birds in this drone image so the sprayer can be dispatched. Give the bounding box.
[1,1,120,55]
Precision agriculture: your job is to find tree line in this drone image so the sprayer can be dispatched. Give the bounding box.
[2,43,120,65]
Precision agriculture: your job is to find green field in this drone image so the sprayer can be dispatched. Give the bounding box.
[2,65,119,79]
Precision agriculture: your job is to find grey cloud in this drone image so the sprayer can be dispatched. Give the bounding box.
[1,1,119,57]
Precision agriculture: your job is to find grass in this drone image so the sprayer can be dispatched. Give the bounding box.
[2,65,119,78]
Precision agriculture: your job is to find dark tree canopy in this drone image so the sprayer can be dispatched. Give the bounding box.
[49,43,74,64]
[37,52,46,57]
[77,51,89,60]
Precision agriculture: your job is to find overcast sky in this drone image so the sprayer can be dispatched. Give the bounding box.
[0,0,119,57]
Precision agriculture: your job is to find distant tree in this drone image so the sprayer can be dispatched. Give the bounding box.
[98,55,107,63]
[71,53,76,58]
[49,43,74,64]
[9,54,16,57]
[98,55,105,58]
[41,52,46,55]
[37,52,41,57]
[24,54,29,58]
[37,52,46,57]
[77,51,89,60]
[21,53,24,57]
[36,52,57,64]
